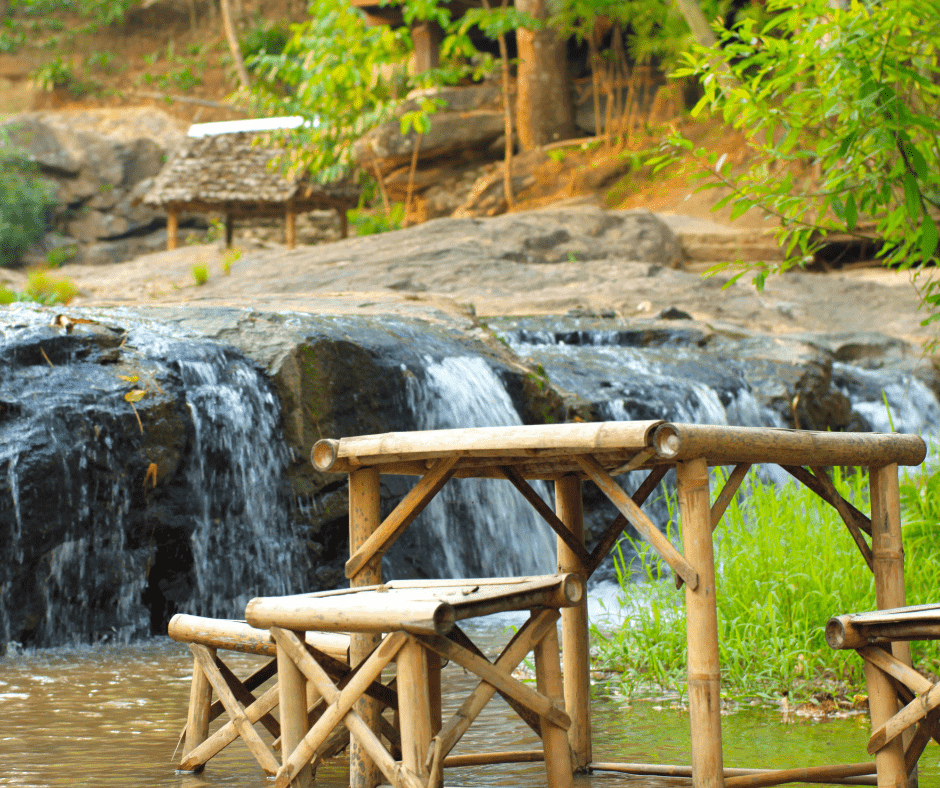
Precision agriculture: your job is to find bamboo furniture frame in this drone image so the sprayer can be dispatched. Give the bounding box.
[245,575,585,788]
[827,603,940,787]
[312,421,927,788]
[167,614,351,775]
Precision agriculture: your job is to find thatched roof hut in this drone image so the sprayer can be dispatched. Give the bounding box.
[143,118,360,248]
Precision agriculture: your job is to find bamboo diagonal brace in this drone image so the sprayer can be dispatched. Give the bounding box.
[586,465,669,578]
[500,465,591,567]
[189,644,281,775]
[346,455,458,580]
[214,655,281,738]
[179,683,280,771]
[425,610,561,769]
[857,646,933,695]
[867,679,940,754]
[905,706,940,773]
[416,631,571,730]
[576,454,698,590]
[782,465,874,571]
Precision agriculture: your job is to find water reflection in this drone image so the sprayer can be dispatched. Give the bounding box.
[0,634,932,788]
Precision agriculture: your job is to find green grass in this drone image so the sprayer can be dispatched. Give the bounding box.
[593,462,940,701]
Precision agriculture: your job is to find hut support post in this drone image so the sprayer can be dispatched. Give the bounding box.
[337,206,349,239]
[166,210,179,251]
[677,459,723,788]
[868,463,910,788]
[285,207,296,249]
[225,213,233,247]
[411,21,442,72]
[182,646,214,768]
[349,466,383,788]
[555,474,591,769]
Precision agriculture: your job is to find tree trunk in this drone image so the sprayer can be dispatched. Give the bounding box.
[220,0,250,89]
[515,0,576,150]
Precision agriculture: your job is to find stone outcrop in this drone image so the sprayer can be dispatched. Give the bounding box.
[1,108,188,266]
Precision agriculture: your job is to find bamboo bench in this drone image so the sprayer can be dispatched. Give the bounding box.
[168,614,351,776]
[244,573,585,788]
[826,603,940,788]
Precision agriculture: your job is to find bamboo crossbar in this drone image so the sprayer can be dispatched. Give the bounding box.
[246,575,584,636]
[168,614,350,660]
[654,423,925,467]
[826,605,940,649]
[442,750,544,767]
[311,421,664,472]
[589,762,878,785]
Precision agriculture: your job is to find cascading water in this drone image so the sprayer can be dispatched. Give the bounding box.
[399,355,556,578]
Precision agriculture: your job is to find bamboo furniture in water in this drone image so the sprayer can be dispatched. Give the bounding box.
[827,603,940,787]
[167,614,350,775]
[311,421,926,788]
[245,574,585,788]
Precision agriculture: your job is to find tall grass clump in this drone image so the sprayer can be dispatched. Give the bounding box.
[594,464,940,700]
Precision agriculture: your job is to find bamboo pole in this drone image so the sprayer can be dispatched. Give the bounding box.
[555,474,591,769]
[214,655,280,738]
[654,423,925,468]
[168,614,350,660]
[277,635,313,787]
[723,762,879,788]
[166,210,178,251]
[311,421,664,473]
[858,647,933,694]
[677,459,723,788]
[534,621,573,788]
[182,647,214,769]
[868,682,940,754]
[428,653,442,735]
[576,453,699,590]
[444,750,545,767]
[349,466,383,788]
[396,637,432,781]
[590,761,878,785]
[826,616,940,651]
[868,463,910,788]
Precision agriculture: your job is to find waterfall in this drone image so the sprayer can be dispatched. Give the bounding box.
[400,355,557,578]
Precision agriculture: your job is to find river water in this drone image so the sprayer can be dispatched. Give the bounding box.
[2,613,928,788]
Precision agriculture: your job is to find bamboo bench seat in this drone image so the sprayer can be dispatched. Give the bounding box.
[168,614,351,776]
[244,573,585,788]
[827,604,940,787]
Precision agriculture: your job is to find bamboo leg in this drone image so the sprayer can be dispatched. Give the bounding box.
[534,622,573,788]
[869,463,910,788]
[166,210,178,251]
[677,459,723,788]
[428,654,442,735]
[397,637,432,781]
[182,647,214,770]
[349,466,383,788]
[555,474,591,770]
[278,637,313,787]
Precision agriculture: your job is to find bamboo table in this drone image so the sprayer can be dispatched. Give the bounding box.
[312,421,927,788]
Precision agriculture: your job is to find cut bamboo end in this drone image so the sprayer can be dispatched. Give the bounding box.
[312,439,340,472]
[826,616,865,650]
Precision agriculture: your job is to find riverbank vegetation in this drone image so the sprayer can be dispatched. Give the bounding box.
[593,459,940,702]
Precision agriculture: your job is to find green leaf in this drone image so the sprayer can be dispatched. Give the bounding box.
[921,215,938,263]
[904,173,921,221]
[844,192,857,230]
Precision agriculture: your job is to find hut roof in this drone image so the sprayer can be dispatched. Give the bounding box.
[143,126,359,212]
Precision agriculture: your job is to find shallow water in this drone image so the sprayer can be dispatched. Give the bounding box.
[0,631,934,788]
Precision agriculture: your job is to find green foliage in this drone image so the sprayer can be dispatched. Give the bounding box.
[247,0,411,184]
[190,263,209,286]
[0,129,56,267]
[663,0,940,312]
[220,247,242,275]
[348,203,406,236]
[1,266,78,305]
[594,466,940,699]
[2,0,134,53]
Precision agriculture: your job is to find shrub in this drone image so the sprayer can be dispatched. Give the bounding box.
[0,128,55,267]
